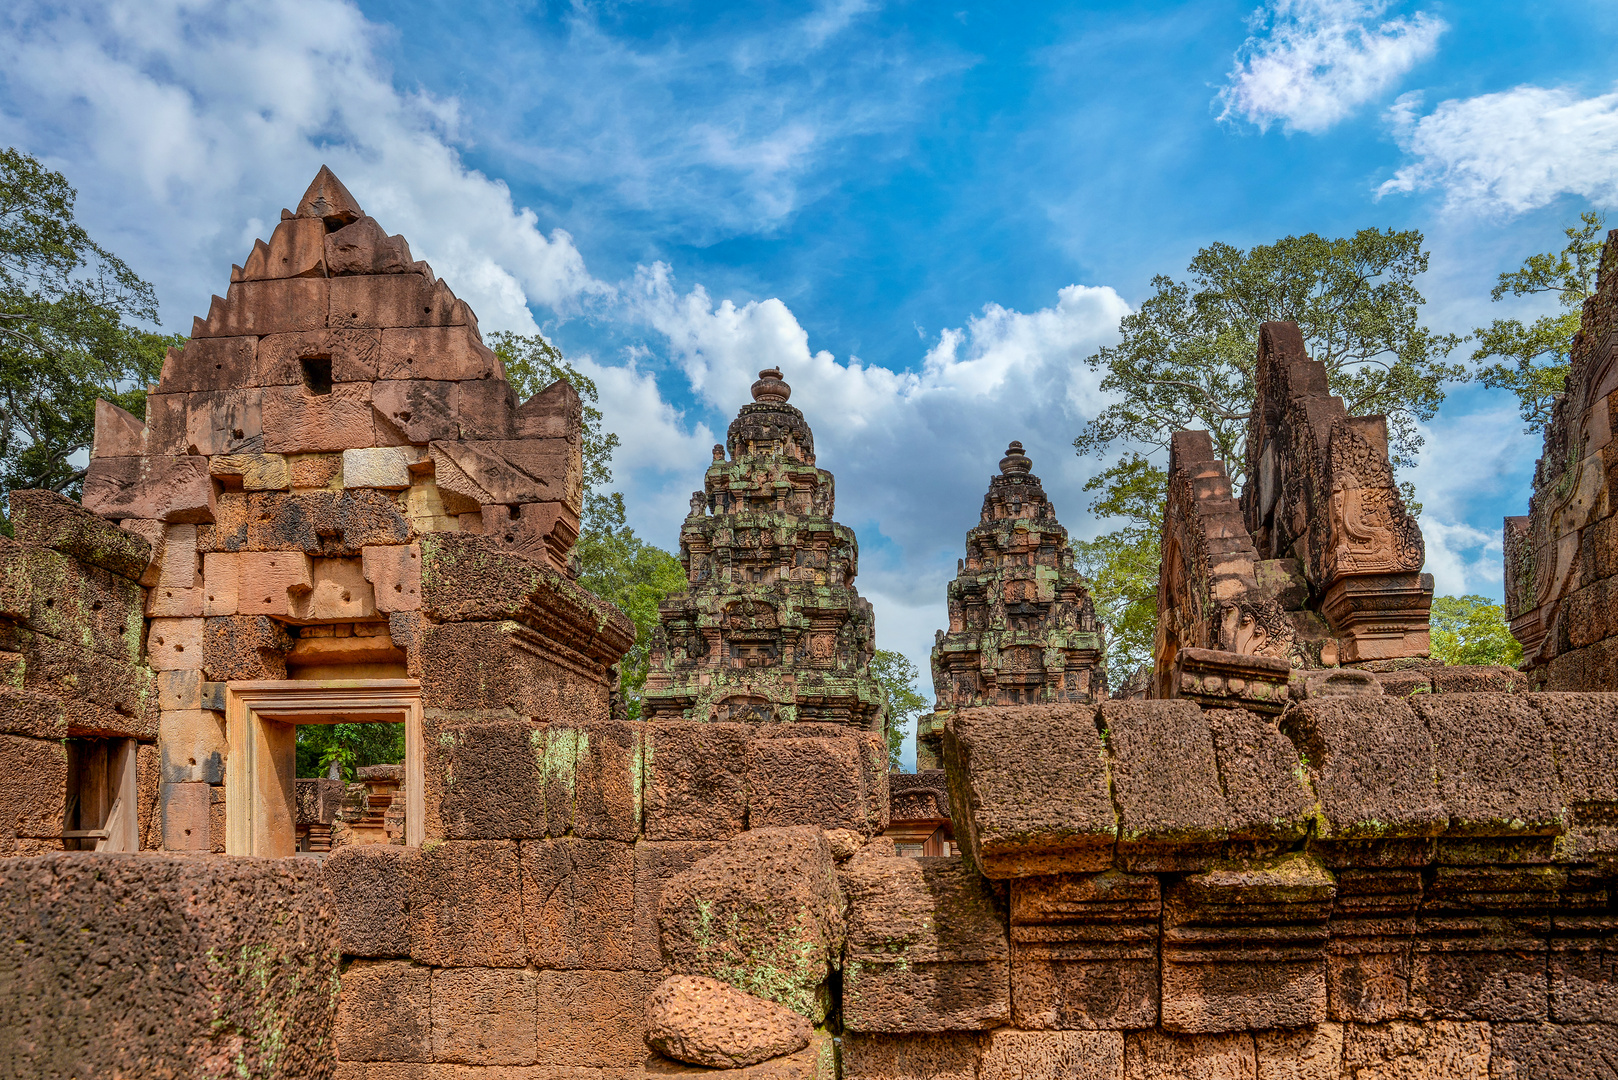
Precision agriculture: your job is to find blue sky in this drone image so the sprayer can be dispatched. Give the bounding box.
[4,1,1617,764]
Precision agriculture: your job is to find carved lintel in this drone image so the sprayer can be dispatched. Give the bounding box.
[1170,646,1293,715]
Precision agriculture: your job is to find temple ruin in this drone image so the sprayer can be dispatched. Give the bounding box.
[2,171,1618,1080]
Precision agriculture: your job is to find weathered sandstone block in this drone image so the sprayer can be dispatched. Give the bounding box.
[407,839,525,967]
[334,959,431,1063]
[430,966,539,1066]
[1280,697,1445,841]
[194,277,329,338]
[262,382,374,454]
[943,704,1116,878]
[841,854,1010,1032]
[644,722,749,841]
[255,328,381,385]
[322,845,411,957]
[0,734,68,855]
[520,837,635,969]
[978,1029,1124,1080]
[633,840,726,971]
[0,853,339,1079]
[646,973,813,1068]
[533,969,660,1067]
[82,453,215,524]
[659,827,843,1023]
[841,1032,981,1080]
[747,732,887,836]
[7,488,154,581]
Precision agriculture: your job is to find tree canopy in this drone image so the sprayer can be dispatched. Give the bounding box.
[0,148,181,505]
[488,331,687,719]
[1429,594,1522,668]
[1470,211,1605,432]
[1073,229,1461,680]
[870,648,928,770]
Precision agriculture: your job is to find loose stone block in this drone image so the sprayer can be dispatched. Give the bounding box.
[942,704,1117,878]
[324,215,414,276]
[842,855,1010,1032]
[644,722,748,841]
[263,382,375,454]
[520,838,635,969]
[209,452,289,492]
[0,734,68,855]
[342,446,413,490]
[408,839,525,967]
[362,543,422,612]
[334,959,431,1063]
[431,966,538,1066]
[82,454,216,524]
[978,1029,1123,1080]
[159,709,225,784]
[841,1032,981,1080]
[645,973,813,1069]
[161,781,211,851]
[148,617,204,670]
[430,437,580,507]
[321,845,412,958]
[533,969,660,1068]
[91,397,148,457]
[659,827,843,1023]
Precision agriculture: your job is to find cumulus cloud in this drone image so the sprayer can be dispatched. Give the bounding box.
[0,0,607,333]
[1379,85,1618,214]
[1217,0,1445,134]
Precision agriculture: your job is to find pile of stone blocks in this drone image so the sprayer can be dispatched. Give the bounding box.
[1506,228,1618,690]
[815,693,1618,1079]
[1,489,161,854]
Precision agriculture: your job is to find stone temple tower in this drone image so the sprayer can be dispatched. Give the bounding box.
[642,369,887,732]
[918,441,1105,767]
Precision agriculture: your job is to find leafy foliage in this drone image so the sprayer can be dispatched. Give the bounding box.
[295,723,406,780]
[1470,211,1605,432]
[488,331,686,720]
[1073,230,1460,677]
[0,148,183,505]
[1070,455,1164,685]
[1429,594,1523,668]
[870,649,928,770]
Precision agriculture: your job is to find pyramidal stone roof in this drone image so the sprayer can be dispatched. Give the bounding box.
[918,441,1105,768]
[82,166,585,572]
[642,368,888,731]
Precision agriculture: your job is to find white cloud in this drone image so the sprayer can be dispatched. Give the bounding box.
[1420,518,1502,598]
[1217,0,1445,134]
[1379,84,1618,214]
[0,0,608,334]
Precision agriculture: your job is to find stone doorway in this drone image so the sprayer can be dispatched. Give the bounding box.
[223,680,423,856]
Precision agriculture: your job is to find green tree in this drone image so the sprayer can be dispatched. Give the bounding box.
[0,148,182,506]
[295,722,407,780]
[1429,594,1523,668]
[870,648,927,770]
[488,331,686,720]
[1071,455,1164,683]
[1470,211,1605,432]
[1073,230,1462,677]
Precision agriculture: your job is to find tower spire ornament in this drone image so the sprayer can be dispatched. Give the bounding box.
[642,370,887,731]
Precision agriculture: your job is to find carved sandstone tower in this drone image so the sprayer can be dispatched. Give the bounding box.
[642,368,888,732]
[917,441,1105,769]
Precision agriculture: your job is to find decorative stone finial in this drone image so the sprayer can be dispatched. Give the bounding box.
[752,368,790,404]
[999,441,1032,476]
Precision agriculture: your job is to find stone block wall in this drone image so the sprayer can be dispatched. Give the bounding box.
[0,852,340,1079]
[827,694,1618,1080]
[1,489,161,855]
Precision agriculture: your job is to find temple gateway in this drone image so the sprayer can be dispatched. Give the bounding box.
[3,168,1618,1080]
